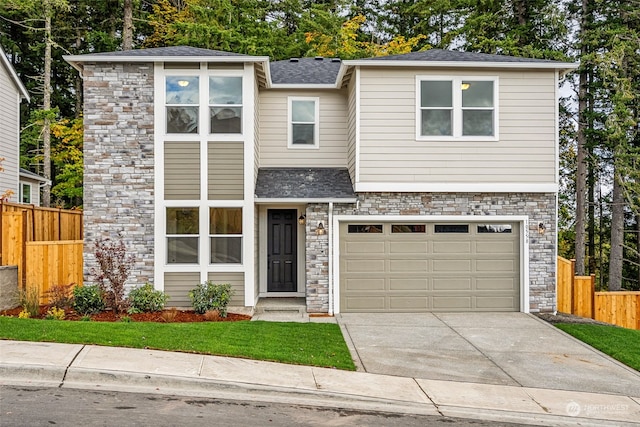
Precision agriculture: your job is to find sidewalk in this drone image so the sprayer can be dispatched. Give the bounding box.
[1,340,639,426]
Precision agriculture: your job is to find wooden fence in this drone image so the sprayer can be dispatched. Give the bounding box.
[0,203,83,304]
[557,256,640,330]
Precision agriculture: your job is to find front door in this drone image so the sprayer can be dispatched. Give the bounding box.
[267,209,297,292]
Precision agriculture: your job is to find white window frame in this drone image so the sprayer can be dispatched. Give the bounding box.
[208,206,243,265]
[165,206,200,265]
[20,182,32,204]
[416,76,499,142]
[288,96,320,149]
[208,73,244,137]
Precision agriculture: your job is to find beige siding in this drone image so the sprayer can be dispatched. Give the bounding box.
[258,89,348,167]
[357,68,557,184]
[346,76,357,184]
[164,272,200,308]
[164,142,200,199]
[0,62,20,199]
[207,272,245,305]
[208,142,243,200]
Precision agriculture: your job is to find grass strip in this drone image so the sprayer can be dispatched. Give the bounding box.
[555,323,640,371]
[0,316,355,370]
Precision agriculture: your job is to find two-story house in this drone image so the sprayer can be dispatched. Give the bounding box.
[65,46,574,314]
[1,44,48,206]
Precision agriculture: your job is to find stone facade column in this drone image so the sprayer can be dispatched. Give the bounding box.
[82,63,155,288]
[305,204,329,312]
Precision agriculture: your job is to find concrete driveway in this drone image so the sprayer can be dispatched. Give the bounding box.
[337,312,640,397]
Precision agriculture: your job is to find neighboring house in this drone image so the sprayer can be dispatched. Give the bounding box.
[0,44,48,206]
[65,46,575,314]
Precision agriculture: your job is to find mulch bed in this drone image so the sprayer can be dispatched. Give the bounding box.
[0,306,251,323]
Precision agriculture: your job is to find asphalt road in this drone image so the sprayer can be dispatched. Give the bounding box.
[0,385,532,427]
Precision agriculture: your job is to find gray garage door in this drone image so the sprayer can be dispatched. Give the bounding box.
[339,222,520,312]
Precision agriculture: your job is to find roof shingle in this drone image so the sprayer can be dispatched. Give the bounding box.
[255,168,355,200]
[270,57,342,85]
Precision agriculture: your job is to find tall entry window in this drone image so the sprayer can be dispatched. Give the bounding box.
[166,76,199,133]
[210,208,243,264]
[209,76,243,134]
[166,207,199,264]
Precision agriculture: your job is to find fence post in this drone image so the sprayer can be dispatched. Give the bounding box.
[589,274,595,319]
[570,259,576,314]
[21,210,27,289]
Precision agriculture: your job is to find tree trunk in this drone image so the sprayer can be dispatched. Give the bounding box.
[42,1,52,207]
[608,167,624,291]
[123,0,134,50]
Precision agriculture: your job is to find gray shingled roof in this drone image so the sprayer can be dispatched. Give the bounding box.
[255,168,355,200]
[357,49,563,63]
[82,45,248,57]
[270,57,342,85]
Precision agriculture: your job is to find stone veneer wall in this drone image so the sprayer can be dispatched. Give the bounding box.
[82,63,155,287]
[305,192,556,313]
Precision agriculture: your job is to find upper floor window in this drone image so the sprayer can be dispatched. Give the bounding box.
[288,97,319,148]
[166,76,199,134]
[417,77,497,140]
[210,76,242,134]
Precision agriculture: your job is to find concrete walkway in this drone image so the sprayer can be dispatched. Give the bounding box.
[1,339,639,426]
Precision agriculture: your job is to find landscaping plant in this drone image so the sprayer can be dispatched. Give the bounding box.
[189,281,234,316]
[44,307,65,320]
[19,287,40,318]
[46,284,74,309]
[127,283,169,313]
[72,285,105,316]
[93,237,135,313]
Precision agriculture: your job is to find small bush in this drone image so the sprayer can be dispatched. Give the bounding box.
[46,284,74,309]
[18,310,30,319]
[19,287,40,318]
[119,316,132,323]
[203,309,220,321]
[189,281,234,316]
[72,285,105,316]
[92,237,135,313]
[45,307,65,320]
[161,308,178,323]
[127,283,169,313]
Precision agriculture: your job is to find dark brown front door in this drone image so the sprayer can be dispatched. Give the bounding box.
[267,209,297,292]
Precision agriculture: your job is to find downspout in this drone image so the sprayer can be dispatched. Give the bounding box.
[328,202,334,315]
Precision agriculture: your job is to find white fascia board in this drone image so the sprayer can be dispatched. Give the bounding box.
[0,45,30,101]
[354,182,558,193]
[254,198,357,204]
[269,83,339,90]
[343,60,577,73]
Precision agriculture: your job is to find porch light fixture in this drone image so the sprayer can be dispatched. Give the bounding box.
[538,222,546,235]
[298,214,306,225]
[461,82,470,90]
[177,80,190,87]
[315,222,326,236]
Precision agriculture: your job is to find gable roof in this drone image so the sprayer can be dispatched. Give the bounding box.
[353,49,564,64]
[19,168,49,184]
[270,57,342,86]
[0,44,30,101]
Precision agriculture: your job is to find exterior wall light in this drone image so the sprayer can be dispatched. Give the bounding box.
[538,222,546,235]
[315,222,326,236]
[298,214,306,225]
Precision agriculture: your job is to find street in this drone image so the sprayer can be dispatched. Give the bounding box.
[1,385,530,426]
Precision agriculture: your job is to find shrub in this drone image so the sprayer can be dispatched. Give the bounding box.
[46,284,74,309]
[45,307,65,320]
[127,283,169,313]
[92,237,135,313]
[188,281,234,316]
[72,285,105,316]
[19,287,40,318]
[18,310,30,319]
[161,308,178,323]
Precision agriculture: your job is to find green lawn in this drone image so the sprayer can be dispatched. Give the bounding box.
[556,323,640,371]
[0,316,355,370]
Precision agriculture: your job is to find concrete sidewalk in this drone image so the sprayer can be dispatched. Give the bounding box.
[1,340,639,426]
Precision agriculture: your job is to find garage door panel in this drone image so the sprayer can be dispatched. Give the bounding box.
[389,259,428,273]
[389,278,429,291]
[340,221,520,313]
[433,277,472,290]
[476,278,517,291]
[344,278,385,291]
[475,240,517,254]
[389,297,429,310]
[433,241,472,254]
[433,259,471,272]
[344,259,385,273]
[345,241,385,254]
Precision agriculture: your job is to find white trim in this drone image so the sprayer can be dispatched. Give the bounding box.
[243,63,256,306]
[271,84,338,90]
[153,63,165,291]
[354,67,361,185]
[342,59,577,71]
[331,214,530,314]
[19,182,32,204]
[328,202,334,315]
[354,182,558,193]
[554,72,560,186]
[0,45,30,100]
[416,75,499,141]
[255,198,357,204]
[287,96,320,149]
